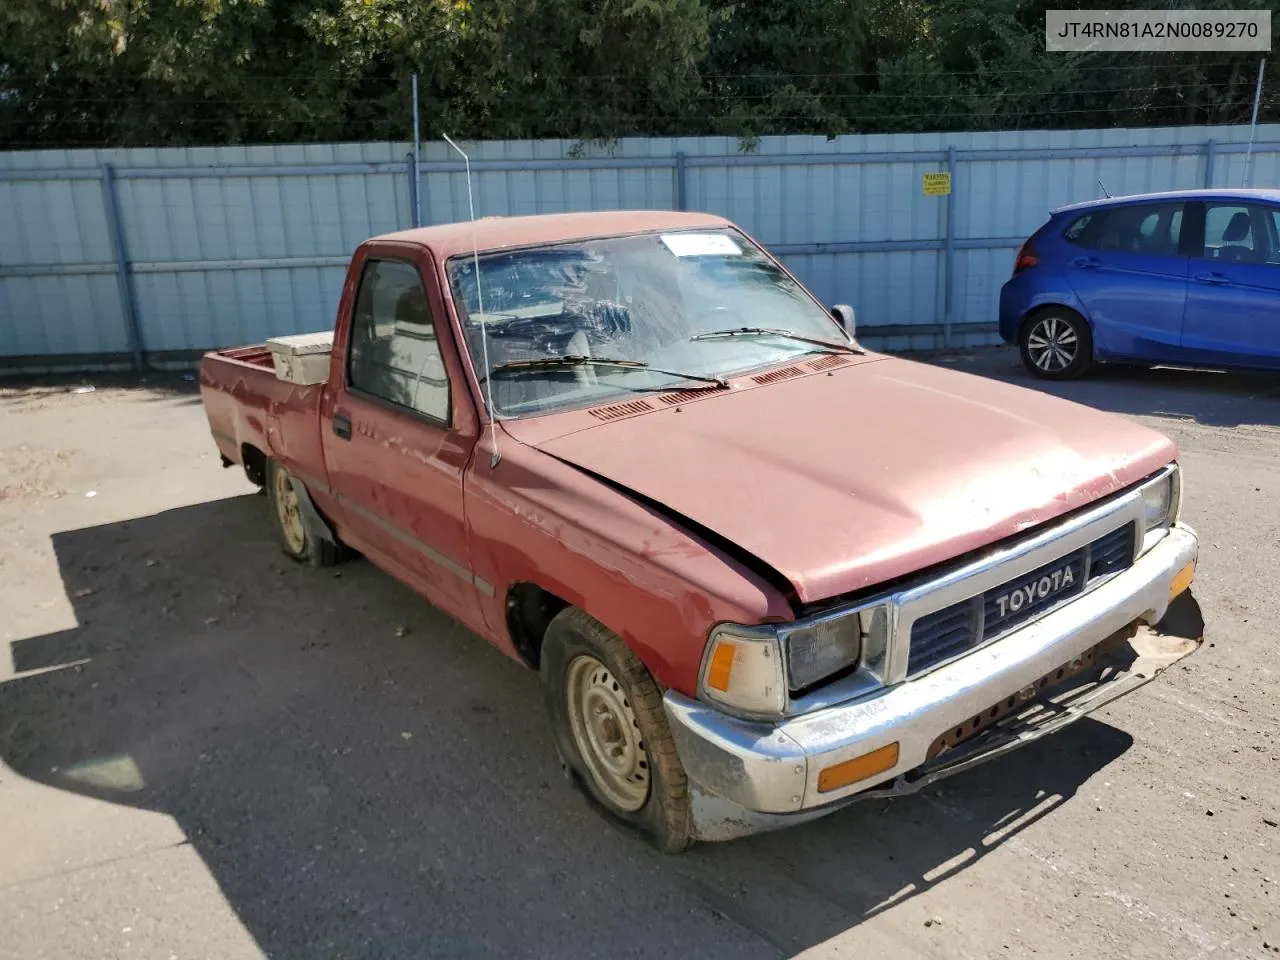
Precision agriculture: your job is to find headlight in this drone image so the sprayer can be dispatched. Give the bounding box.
[1141,466,1180,532]
[700,602,890,717]
[783,603,890,692]
[783,617,862,691]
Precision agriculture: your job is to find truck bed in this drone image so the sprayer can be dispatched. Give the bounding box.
[199,344,327,484]
[216,344,276,368]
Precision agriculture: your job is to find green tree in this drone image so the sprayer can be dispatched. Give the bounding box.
[1,0,1275,149]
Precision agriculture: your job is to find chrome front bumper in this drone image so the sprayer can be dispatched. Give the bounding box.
[662,523,1201,841]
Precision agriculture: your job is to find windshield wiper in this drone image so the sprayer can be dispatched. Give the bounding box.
[488,356,729,389]
[690,327,862,355]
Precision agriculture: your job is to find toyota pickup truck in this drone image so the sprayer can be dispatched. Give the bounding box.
[200,210,1203,851]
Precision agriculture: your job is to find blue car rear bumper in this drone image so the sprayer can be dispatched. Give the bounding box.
[998,270,1086,347]
[998,283,1023,343]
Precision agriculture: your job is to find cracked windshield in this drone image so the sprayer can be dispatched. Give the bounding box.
[445,228,851,417]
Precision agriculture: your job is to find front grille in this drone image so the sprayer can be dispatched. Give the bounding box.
[908,602,981,673]
[1089,523,1136,576]
[907,522,1136,676]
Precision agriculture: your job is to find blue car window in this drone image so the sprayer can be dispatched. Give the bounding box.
[1064,213,1096,243]
[1265,209,1280,265]
[1204,204,1266,263]
[1094,203,1183,256]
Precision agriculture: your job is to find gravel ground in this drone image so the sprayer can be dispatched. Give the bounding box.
[1,349,1278,960]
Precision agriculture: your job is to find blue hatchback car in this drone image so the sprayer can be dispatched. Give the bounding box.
[999,189,1280,379]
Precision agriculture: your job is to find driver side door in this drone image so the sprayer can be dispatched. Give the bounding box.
[322,250,488,631]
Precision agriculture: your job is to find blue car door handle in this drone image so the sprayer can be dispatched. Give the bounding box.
[1072,256,1102,269]
[1193,272,1231,285]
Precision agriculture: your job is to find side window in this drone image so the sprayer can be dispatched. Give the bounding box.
[1093,203,1183,256]
[1268,208,1280,265]
[348,259,450,423]
[1201,203,1268,263]
[1063,213,1098,245]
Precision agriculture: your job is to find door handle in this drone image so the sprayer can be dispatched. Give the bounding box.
[1072,257,1102,270]
[332,413,352,440]
[1193,272,1231,285]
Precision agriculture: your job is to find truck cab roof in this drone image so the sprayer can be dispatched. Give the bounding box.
[371,210,733,259]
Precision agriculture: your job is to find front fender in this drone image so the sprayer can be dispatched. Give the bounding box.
[464,439,792,696]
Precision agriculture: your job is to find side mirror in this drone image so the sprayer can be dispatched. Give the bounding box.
[831,304,856,338]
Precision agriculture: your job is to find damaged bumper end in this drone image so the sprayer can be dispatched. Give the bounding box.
[663,525,1203,842]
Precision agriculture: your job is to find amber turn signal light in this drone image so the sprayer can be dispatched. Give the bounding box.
[816,742,900,794]
[1168,561,1195,602]
[705,640,736,692]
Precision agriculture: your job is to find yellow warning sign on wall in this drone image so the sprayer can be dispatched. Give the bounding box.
[922,172,952,196]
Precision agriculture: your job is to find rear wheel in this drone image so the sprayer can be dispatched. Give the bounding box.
[540,607,693,853]
[265,458,342,567]
[1019,308,1093,380]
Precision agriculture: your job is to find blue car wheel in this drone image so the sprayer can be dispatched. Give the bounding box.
[1019,308,1093,380]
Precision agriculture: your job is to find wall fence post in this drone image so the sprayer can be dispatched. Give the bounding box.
[99,162,145,372]
[1204,139,1217,188]
[942,145,957,350]
[406,152,419,229]
[674,151,688,211]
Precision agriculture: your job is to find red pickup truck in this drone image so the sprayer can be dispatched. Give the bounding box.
[200,210,1202,851]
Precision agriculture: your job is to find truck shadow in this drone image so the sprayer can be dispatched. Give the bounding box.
[928,347,1280,429]
[1,494,1132,959]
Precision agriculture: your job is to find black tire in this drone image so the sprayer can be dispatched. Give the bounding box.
[540,607,693,853]
[265,458,343,567]
[1019,308,1093,381]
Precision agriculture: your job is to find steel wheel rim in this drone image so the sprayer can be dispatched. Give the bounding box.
[1026,315,1078,372]
[273,468,306,554]
[565,655,650,812]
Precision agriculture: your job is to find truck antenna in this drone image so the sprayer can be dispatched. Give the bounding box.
[1097,178,1112,199]
[441,133,500,468]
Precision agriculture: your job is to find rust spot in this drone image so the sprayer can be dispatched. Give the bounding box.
[925,624,1137,760]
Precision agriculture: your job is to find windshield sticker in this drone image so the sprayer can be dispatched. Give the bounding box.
[660,233,742,257]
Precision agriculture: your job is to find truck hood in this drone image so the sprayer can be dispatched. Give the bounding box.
[516,356,1177,605]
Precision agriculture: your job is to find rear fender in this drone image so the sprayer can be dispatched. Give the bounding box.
[289,475,339,547]
[1018,291,1090,334]
[1016,295,1110,358]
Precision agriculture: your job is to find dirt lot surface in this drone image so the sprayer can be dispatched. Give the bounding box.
[1,350,1278,960]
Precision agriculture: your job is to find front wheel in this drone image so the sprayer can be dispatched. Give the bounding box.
[540,607,693,853]
[1019,309,1093,380]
